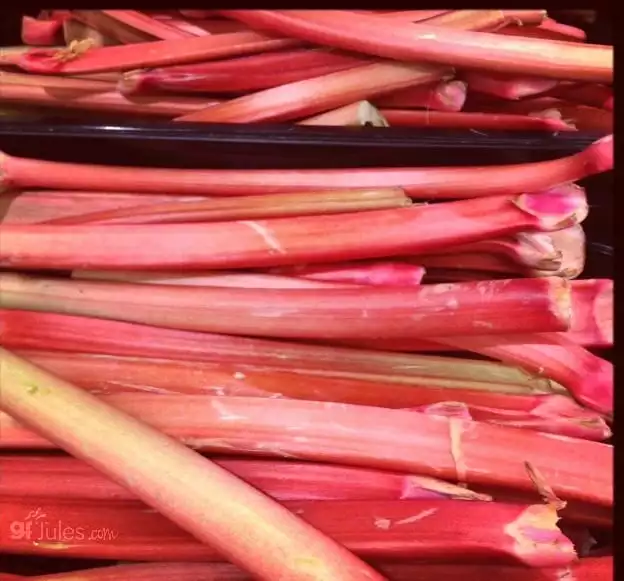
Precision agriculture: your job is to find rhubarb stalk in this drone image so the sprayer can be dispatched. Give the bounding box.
[0,349,386,581]
[21,16,64,46]
[0,392,612,506]
[0,273,572,340]
[461,72,560,100]
[0,135,611,197]
[374,79,467,111]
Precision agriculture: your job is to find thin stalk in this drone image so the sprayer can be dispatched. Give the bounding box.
[0,191,204,225]
[15,32,300,74]
[0,193,586,270]
[101,10,195,40]
[299,101,389,127]
[0,496,574,566]
[21,16,64,46]
[0,135,611,197]
[0,84,221,117]
[0,273,572,340]
[381,110,576,131]
[374,80,467,111]
[1,455,488,502]
[43,188,410,225]
[219,10,612,82]
[0,349,386,581]
[0,392,612,506]
[0,71,115,92]
[499,19,588,42]
[461,72,559,100]
[175,62,450,123]
[0,310,567,395]
[272,261,425,286]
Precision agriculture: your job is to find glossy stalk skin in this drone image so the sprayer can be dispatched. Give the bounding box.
[0,191,204,225]
[299,101,389,127]
[120,49,367,94]
[381,110,575,132]
[0,84,221,118]
[101,10,194,40]
[462,71,559,100]
[21,16,64,46]
[220,10,612,82]
[0,193,584,271]
[1,454,487,502]
[13,348,566,406]
[0,273,572,340]
[374,80,467,111]
[0,310,563,395]
[272,261,425,286]
[416,401,610,441]
[0,393,612,507]
[0,497,575,567]
[0,135,611,197]
[44,188,409,225]
[0,349,385,581]
[175,62,450,123]
[16,32,300,74]
[6,559,614,581]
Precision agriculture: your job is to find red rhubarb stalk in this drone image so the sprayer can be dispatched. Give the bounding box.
[0,497,575,566]
[0,393,612,506]
[381,110,575,131]
[101,10,195,40]
[44,188,409,225]
[0,273,572,340]
[219,10,612,82]
[68,10,157,44]
[299,101,389,127]
[0,135,611,197]
[374,80,467,111]
[63,18,113,48]
[0,349,386,581]
[461,71,560,100]
[547,82,613,111]
[21,16,64,46]
[0,71,115,92]
[15,31,300,74]
[0,310,563,395]
[273,261,426,286]
[1,455,488,502]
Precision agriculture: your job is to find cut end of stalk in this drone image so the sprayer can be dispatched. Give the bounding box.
[439,80,468,111]
[118,69,145,95]
[511,192,584,231]
[357,101,389,127]
[505,504,576,567]
[584,134,613,175]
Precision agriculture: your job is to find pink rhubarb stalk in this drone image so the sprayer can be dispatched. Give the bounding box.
[15,31,299,74]
[0,71,114,93]
[0,273,572,340]
[43,188,409,225]
[381,110,575,131]
[299,101,389,127]
[374,80,467,111]
[0,393,612,507]
[21,16,64,46]
[462,71,560,100]
[219,10,612,82]
[0,135,611,197]
[547,82,613,111]
[0,349,386,581]
[272,261,426,286]
[0,310,563,395]
[1,455,488,502]
[101,10,195,40]
[499,19,588,42]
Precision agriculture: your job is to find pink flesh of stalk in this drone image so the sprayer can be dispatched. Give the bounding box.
[0,273,573,340]
[0,135,611,197]
[0,393,612,507]
[0,348,387,581]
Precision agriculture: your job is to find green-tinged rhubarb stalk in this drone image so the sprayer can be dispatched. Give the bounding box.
[0,393,612,506]
[0,273,573,340]
[0,135,611,197]
[0,309,567,395]
[1,455,488,502]
[43,188,411,225]
[0,497,576,566]
[0,349,386,581]
[0,194,587,271]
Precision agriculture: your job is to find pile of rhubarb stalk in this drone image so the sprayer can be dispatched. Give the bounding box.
[0,121,614,580]
[0,9,613,131]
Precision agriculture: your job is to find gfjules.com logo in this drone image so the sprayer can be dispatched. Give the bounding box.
[9,507,119,543]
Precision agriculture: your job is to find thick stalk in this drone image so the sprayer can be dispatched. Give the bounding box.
[0,392,612,506]
[15,32,300,74]
[299,101,389,127]
[1,455,487,502]
[220,10,612,82]
[374,80,467,111]
[0,273,572,340]
[44,188,410,225]
[21,16,64,46]
[0,310,564,395]
[0,135,611,197]
[0,349,386,581]
[461,72,559,100]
